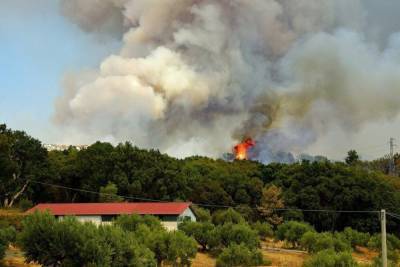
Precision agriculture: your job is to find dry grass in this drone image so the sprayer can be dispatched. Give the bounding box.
[0,209,23,216]
[352,246,379,265]
[263,250,308,267]
[191,252,215,267]
[1,246,39,267]
[1,242,379,267]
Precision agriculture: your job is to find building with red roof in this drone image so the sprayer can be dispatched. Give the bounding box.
[27,202,196,230]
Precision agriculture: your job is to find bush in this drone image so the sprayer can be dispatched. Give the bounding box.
[191,206,211,222]
[216,243,266,267]
[340,227,370,248]
[18,212,157,266]
[368,233,400,251]
[252,221,274,240]
[178,221,215,250]
[17,198,33,211]
[0,226,16,260]
[147,230,197,266]
[97,225,156,267]
[114,214,164,232]
[276,221,314,247]
[212,208,245,225]
[303,249,358,267]
[300,231,351,253]
[210,223,260,253]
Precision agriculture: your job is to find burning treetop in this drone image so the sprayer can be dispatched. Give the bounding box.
[234,138,255,160]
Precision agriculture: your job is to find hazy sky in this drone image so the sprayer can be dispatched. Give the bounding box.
[0,0,119,141]
[1,0,399,161]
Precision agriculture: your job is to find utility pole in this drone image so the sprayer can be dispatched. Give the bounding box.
[381,209,387,267]
[389,138,396,176]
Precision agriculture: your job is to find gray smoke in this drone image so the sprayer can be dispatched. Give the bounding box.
[54,0,400,162]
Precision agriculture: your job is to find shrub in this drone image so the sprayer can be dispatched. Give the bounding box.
[252,221,274,240]
[178,221,215,250]
[114,214,164,232]
[276,221,314,248]
[300,231,351,253]
[97,225,156,267]
[17,198,33,211]
[0,226,16,260]
[147,230,197,266]
[18,212,157,266]
[191,206,211,222]
[210,223,260,252]
[303,249,358,267]
[368,233,400,251]
[216,243,266,267]
[340,227,370,248]
[212,208,245,225]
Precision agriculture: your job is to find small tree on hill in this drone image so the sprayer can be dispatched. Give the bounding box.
[212,208,245,225]
[178,221,215,251]
[216,243,266,267]
[276,221,314,248]
[257,184,284,225]
[345,150,360,165]
[99,182,123,202]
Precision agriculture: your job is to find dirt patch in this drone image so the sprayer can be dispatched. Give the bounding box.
[192,252,215,267]
[263,250,308,267]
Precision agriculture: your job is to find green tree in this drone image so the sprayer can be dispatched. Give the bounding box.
[114,214,164,232]
[212,208,245,225]
[147,231,197,267]
[345,150,360,165]
[251,221,274,240]
[18,212,156,267]
[216,243,266,267]
[300,231,351,253]
[257,184,284,225]
[276,221,314,248]
[0,226,16,260]
[191,206,211,222]
[0,124,49,207]
[99,182,123,202]
[210,223,260,252]
[178,221,215,250]
[303,249,358,267]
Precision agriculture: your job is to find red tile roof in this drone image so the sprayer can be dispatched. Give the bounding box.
[27,202,191,216]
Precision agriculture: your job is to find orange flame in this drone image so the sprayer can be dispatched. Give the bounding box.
[234,138,255,160]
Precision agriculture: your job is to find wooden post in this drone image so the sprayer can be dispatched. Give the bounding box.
[381,209,387,267]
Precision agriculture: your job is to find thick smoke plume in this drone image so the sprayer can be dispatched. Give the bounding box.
[55,0,400,162]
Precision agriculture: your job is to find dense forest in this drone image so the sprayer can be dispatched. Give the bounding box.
[1,124,400,234]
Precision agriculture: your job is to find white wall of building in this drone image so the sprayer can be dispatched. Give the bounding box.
[58,215,102,225]
[178,207,197,222]
[57,207,197,231]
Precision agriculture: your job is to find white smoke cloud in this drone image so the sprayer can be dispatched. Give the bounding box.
[55,0,400,161]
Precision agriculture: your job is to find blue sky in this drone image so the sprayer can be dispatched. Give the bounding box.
[0,0,119,142]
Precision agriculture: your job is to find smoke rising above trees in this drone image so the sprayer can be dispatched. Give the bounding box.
[54,0,400,162]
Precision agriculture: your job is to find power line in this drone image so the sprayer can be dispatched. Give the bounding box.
[28,179,380,214]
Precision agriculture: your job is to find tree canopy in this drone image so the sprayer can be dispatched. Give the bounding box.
[2,124,400,233]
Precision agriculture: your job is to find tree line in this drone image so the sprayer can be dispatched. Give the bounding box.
[1,124,400,233]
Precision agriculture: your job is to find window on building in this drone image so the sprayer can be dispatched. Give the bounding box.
[101,215,116,222]
[159,215,178,222]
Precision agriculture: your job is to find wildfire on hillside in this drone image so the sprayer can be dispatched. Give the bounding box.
[233,138,255,160]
